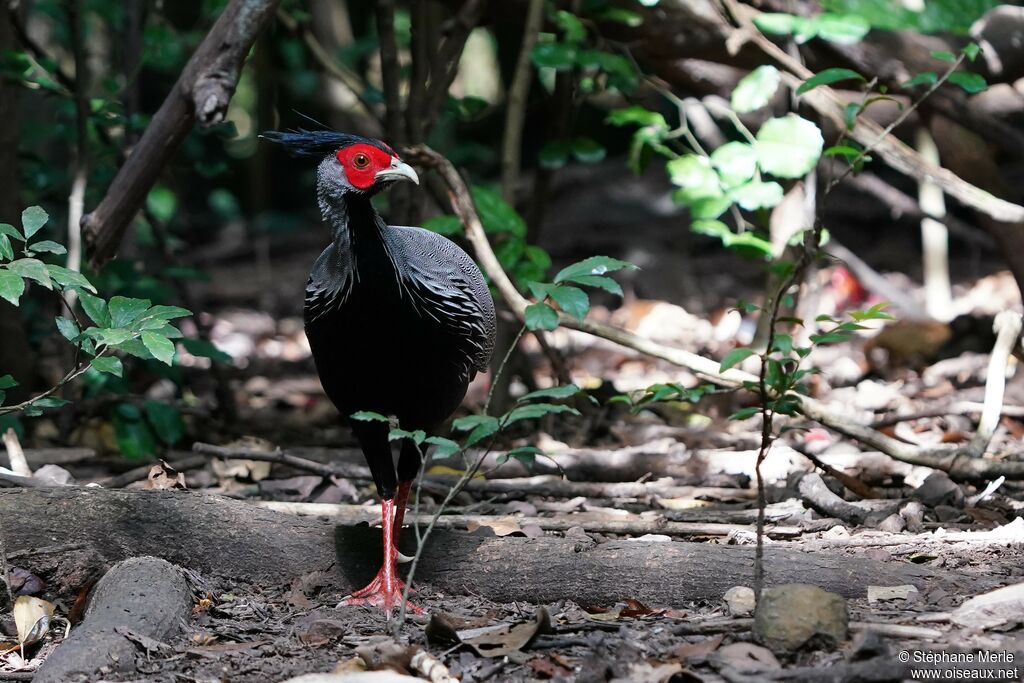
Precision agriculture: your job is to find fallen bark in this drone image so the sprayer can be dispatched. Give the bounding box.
[34,556,191,683]
[0,488,996,607]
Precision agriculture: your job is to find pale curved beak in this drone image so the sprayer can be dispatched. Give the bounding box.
[375,158,419,185]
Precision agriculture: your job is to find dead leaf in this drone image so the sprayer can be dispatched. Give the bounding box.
[147,460,187,490]
[187,640,269,658]
[712,642,781,674]
[528,655,574,679]
[456,607,551,657]
[466,516,523,537]
[620,598,663,618]
[297,618,347,648]
[116,626,173,655]
[672,634,724,660]
[866,585,919,603]
[356,637,415,673]
[211,458,272,482]
[193,593,214,614]
[8,567,45,595]
[14,595,55,647]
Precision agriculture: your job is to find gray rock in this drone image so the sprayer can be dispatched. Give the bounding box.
[723,586,756,616]
[753,583,849,654]
[913,471,965,508]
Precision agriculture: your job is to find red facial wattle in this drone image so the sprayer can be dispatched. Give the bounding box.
[336,144,397,190]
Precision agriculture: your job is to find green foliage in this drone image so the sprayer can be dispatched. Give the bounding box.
[818,0,998,34]
[731,66,781,113]
[0,208,191,456]
[797,68,865,94]
[754,12,870,44]
[524,256,636,330]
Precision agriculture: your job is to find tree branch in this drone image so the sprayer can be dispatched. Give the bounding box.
[82,0,282,268]
[500,0,544,203]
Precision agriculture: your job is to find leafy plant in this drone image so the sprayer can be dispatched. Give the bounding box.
[0,208,190,430]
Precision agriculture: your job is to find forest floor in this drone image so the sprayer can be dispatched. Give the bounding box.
[4,193,1024,682]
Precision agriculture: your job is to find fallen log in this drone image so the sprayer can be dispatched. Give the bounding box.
[0,488,997,607]
[33,556,191,683]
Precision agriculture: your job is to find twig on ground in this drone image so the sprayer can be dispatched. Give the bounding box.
[191,442,373,481]
[797,472,868,526]
[255,501,804,538]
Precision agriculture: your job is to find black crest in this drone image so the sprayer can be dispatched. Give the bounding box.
[260,128,394,158]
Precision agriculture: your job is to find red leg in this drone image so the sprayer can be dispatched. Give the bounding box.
[340,497,421,613]
[392,480,412,538]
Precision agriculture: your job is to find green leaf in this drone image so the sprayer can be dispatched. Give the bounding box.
[729,406,761,421]
[0,375,17,390]
[109,296,152,328]
[596,7,643,26]
[901,72,937,88]
[539,140,572,169]
[141,305,191,321]
[525,302,559,331]
[0,235,12,261]
[425,436,462,459]
[21,206,48,239]
[46,265,96,293]
[32,397,69,409]
[572,137,606,164]
[7,258,51,289]
[530,42,577,71]
[555,255,636,283]
[730,180,784,211]
[710,142,758,187]
[472,186,526,237]
[453,414,500,446]
[555,10,586,42]
[0,269,24,305]
[561,274,623,297]
[796,68,865,94]
[731,65,781,113]
[147,186,178,222]
[754,114,824,178]
[78,291,110,327]
[692,220,773,256]
[812,13,870,44]
[180,338,232,364]
[503,403,580,425]
[0,223,23,242]
[689,196,734,220]
[141,331,176,365]
[824,145,862,159]
[55,316,80,342]
[929,50,957,63]
[27,240,66,255]
[145,400,185,445]
[351,411,389,422]
[606,106,667,129]
[91,356,123,377]
[948,71,987,94]
[753,13,798,35]
[422,215,463,236]
[961,43,981,61]
[547,285,590,320]
[388,428,426,445]
[720,347,756,372]
[518,384,583,403]
[667,155,723,203]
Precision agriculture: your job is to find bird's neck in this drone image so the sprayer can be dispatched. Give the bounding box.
[317,188,382,254]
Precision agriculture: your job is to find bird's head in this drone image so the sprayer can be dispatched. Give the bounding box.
[260,129,419,200]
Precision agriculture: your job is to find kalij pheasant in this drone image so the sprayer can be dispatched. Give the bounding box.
[263,129,496,612]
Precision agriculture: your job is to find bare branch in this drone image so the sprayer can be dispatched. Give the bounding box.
[83,0,282,268]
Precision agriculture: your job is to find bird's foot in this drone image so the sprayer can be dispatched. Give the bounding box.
[339,569,420,613]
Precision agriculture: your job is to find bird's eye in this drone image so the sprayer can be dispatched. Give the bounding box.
[352,153,370,169]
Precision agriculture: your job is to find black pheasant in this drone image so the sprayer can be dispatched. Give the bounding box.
[263,129,496,611]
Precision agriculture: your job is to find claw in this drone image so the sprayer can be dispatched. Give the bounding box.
[395,551,414,564]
